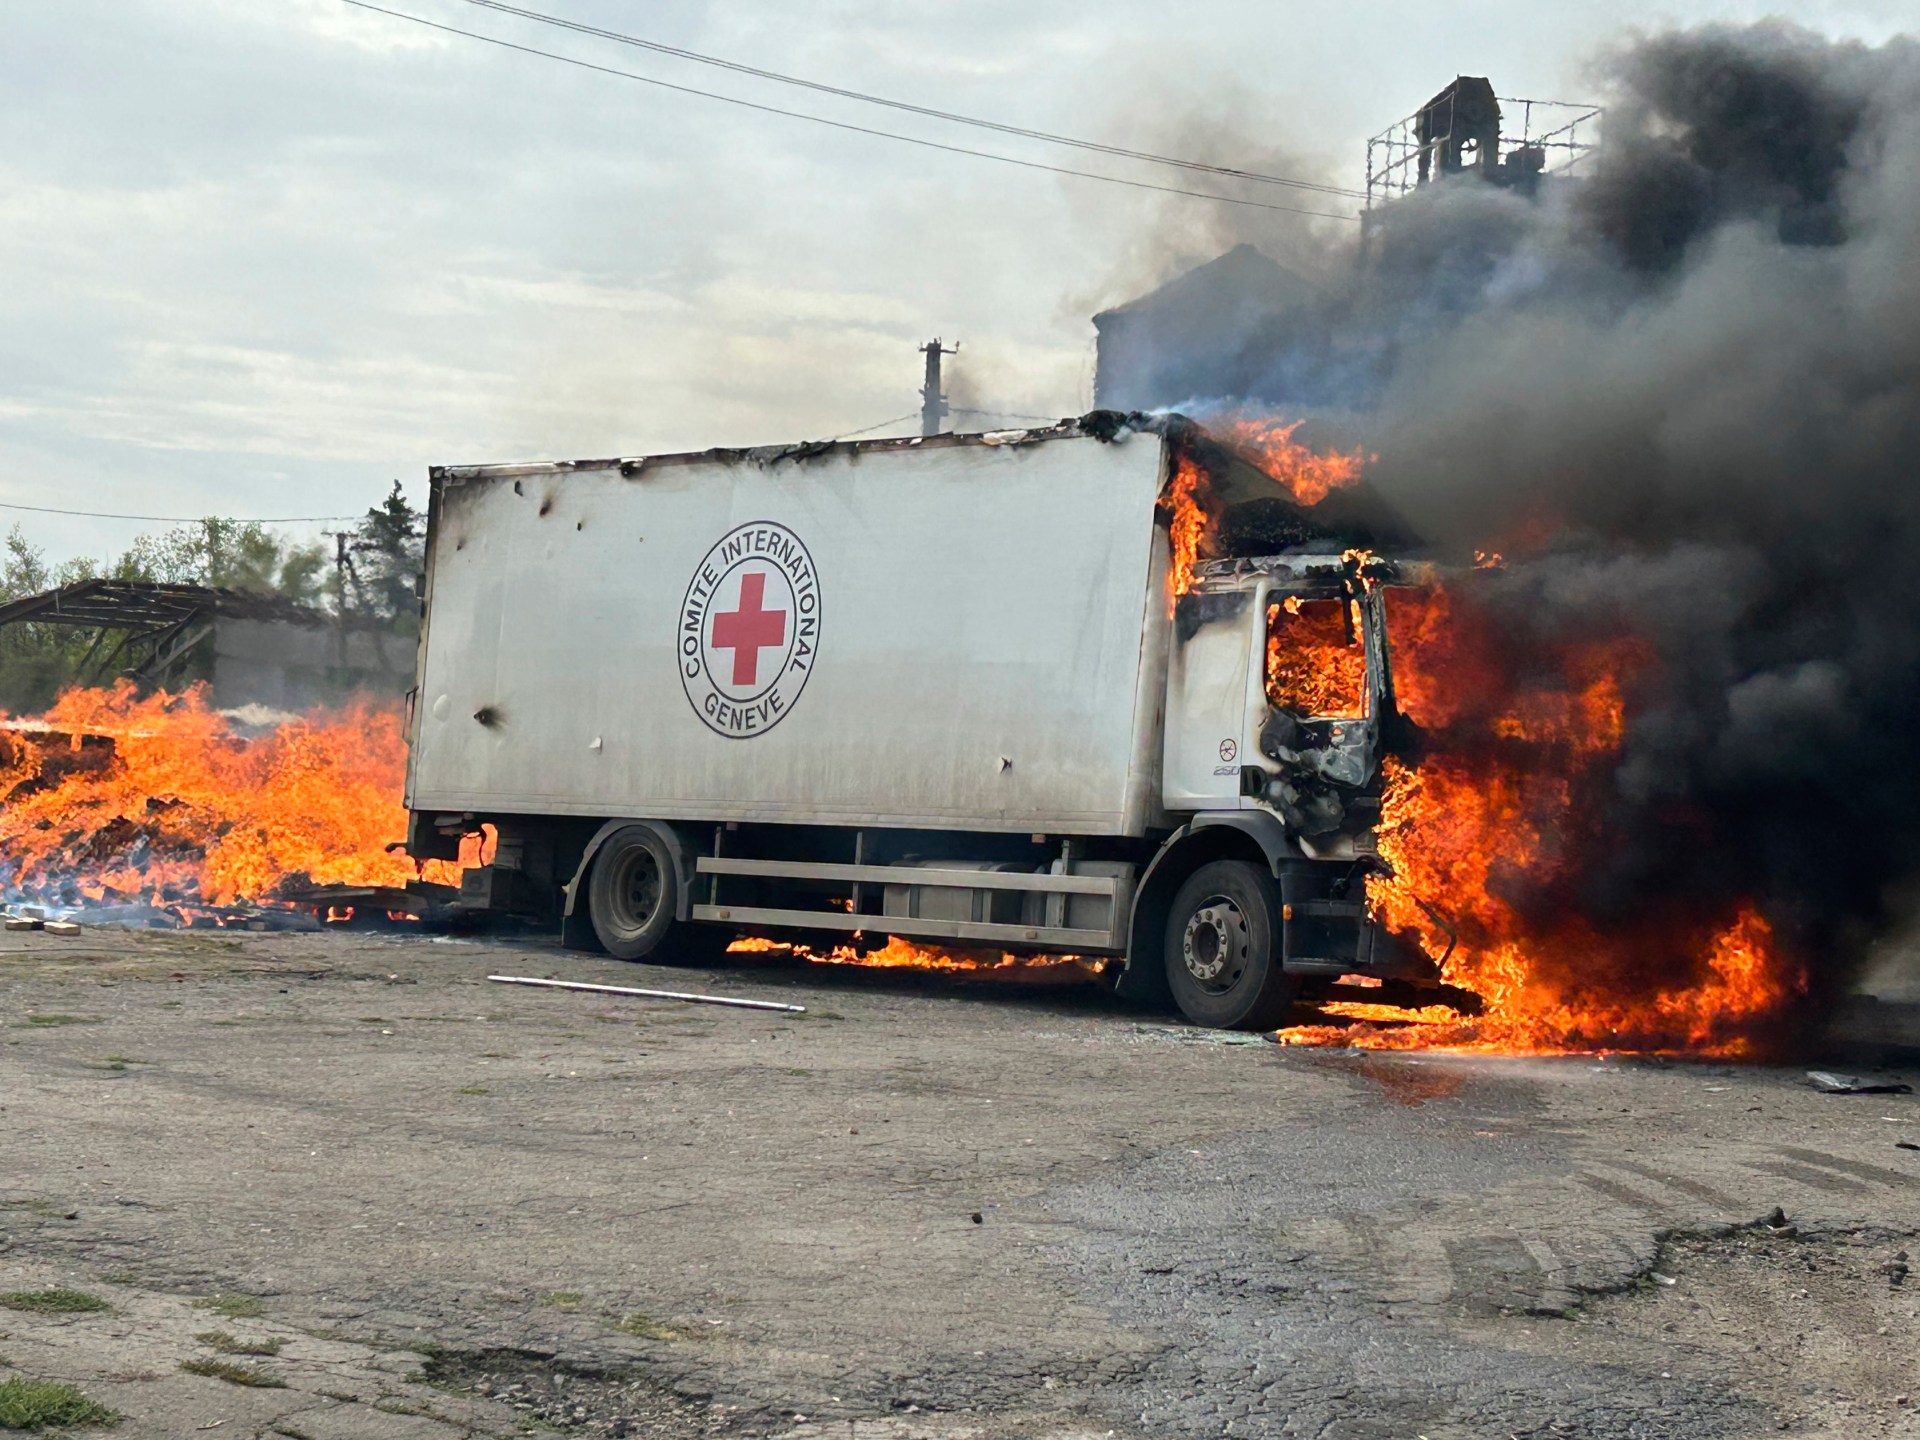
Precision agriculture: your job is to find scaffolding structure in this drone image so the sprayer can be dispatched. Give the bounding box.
[1364,77,1601,215]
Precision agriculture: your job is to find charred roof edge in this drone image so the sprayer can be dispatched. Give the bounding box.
[429,412,1186,483]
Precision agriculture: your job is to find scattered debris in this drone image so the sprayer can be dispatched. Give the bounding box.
[487,974,806,1014]
[1132,1024,1272,1046]
[42,920,82,937]
[1806,1070,1913,1095]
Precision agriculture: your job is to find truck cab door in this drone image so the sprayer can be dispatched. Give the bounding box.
[1161,591,1257,811]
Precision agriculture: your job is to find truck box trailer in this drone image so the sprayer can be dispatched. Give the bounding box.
[405,413,1441,1028]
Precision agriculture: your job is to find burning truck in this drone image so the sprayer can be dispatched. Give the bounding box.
[403,411,1448,1029]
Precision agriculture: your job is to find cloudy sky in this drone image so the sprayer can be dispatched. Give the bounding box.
[3,0,1911,566]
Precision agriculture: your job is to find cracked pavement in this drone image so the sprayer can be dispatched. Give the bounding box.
[1,928,1915,1437]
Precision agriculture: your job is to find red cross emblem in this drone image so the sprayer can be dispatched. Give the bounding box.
[710,571,788,686]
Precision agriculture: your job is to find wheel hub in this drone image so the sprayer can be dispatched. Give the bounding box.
[612,849,663,932]
[1182,899,1246,987]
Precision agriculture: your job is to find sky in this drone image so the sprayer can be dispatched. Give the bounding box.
[2,0,1913,567]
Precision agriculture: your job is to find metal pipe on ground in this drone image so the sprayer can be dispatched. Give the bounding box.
[486,974,806,1014]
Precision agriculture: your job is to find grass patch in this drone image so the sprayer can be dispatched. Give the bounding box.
[0,1376,119,1431]
[610,1311,679,1341]
[178,1358,286,1388]
[18,1014,101,1028]
[454,1086,490,1096]
[192,1294,264,1319]
[194,1330,283,1356]
[537,1291,583,1309]
[0,1288,111,1315]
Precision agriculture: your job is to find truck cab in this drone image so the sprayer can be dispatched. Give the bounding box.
[1141,549,1432,1027]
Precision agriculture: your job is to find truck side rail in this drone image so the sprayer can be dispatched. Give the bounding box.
[691,856,1129,952]
[697,858,1115,894]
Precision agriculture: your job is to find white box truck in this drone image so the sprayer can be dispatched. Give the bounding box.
[404,413,1442,1028]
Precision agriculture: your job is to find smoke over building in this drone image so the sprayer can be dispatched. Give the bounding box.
[1100,24,1920,1019]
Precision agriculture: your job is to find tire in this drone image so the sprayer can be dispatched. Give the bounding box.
[585,825,731,965]
[1163,859,1298,1030]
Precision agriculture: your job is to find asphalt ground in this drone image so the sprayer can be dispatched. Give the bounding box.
[1,927,1916,1439]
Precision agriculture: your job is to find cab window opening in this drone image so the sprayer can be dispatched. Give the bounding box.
[1266,595,1369,718]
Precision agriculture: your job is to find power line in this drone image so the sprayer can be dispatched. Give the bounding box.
[831,413,918,440]
[334,1,1362,222]
[951,407,1065,423]
[0,499,361,524]
[455,0,1368,201]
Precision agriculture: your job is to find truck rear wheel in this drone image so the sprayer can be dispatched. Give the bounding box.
[1164,860,1298,1030]
[587,825,729,964]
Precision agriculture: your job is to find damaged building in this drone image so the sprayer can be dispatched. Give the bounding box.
[1092,77,1600,413]
[0,579,415,712]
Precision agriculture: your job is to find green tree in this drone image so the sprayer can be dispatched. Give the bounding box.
[339,481,424,635]
[0,528,113,711]
[116,518,326,601]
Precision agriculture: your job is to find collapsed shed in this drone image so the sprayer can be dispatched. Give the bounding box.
[0,579,414,710]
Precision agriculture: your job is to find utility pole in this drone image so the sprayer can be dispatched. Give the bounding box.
[325,531,352,678]
[919,338,958,437]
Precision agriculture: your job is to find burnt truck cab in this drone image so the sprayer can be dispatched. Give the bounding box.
[1140,547,1440,1027]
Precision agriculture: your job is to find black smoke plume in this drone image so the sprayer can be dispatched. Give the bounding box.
[1155,24,1920,1030]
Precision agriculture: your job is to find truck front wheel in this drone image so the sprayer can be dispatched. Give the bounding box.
[586,825,730,964]
[1164,860,1298,1030]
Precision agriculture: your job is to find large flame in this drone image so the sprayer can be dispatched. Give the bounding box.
[1267,596,1368,717]
[1166,452,1207,601]
[1165,418,1366,601]
[0,682,466,912]
[1277,582,1804,1055]
[1223,418,1366,507]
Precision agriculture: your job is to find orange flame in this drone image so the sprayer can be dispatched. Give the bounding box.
[1267,598,1368,717]
[1224,418,1367,507]
[1166,452,1208,602]
[1164,419,1369,601]
[0,682,468,911]
[727,934,1095,974]
[1277,583,1804,1056]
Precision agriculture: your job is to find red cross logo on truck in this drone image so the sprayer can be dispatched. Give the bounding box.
[711,572,788,686]
[679,522,822,739]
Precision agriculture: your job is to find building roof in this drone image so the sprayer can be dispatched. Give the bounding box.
[0,579,332,634]
[1093,244,1320,327]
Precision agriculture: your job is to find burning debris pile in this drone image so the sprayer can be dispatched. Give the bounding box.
[0,682,472,926]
